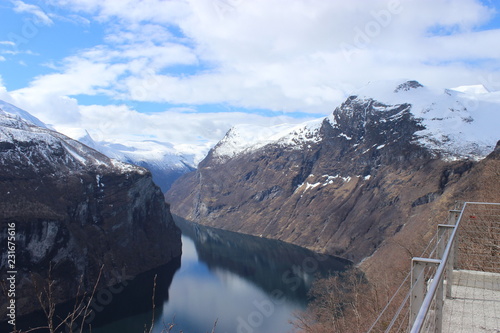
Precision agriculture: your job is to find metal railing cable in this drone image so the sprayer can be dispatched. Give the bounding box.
[364,270,410,333]
[394,308,410,333]
[384,283,410,332]
[366,232,439,332]
[366,202,500,333]
[410,202,500,333]
[408,203,466,333]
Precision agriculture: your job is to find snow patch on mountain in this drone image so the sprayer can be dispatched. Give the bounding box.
[79,134,197,171]
[0,109,146,175]
[213,123,295,159]
[273,118,324,147]
[214,80,499,162]
[0,100,48,128]
[213,118,324,160]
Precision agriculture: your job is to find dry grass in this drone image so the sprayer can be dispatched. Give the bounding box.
[292,270,385,333]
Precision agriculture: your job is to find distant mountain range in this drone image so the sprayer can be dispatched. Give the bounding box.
[78,133,196,192]
[166,80,500,262]
[3,79,498,195]
[0,99,197,192]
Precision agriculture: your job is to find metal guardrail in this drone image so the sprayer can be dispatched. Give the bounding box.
[408,202,500,333]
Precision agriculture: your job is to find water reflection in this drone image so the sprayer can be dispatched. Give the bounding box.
[8,218,350,333]
[4,257,180,333]
[164,216,351,333]
[87,257,180,332]
[175,216,351,303]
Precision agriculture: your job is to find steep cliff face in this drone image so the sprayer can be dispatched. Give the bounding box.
[166,81,499,262]
[0,108,181,317]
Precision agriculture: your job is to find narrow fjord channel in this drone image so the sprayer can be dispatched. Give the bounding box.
[91,216,351,332]
[13,217,351,333]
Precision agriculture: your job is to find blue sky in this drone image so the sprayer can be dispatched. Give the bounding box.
[1,6,105,89]
[1,0,500,150]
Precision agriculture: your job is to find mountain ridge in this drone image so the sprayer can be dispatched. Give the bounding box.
[166,80,500,262]
[78,133,196,192]
[209,80,498,163]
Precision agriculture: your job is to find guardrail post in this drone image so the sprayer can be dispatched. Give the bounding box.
[410,259,425,328]
[448,209,461,294]
[438,224,455,298]
[410,258,441,330]
[448,209,460,225]
[436,269,444,333]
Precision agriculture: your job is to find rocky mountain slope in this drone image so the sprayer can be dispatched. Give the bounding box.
[166,80,499,262]
[0,103,182,317]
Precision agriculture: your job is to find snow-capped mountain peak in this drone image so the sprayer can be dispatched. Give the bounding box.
[212,119,325,160]
[394,80,424,93]
[79,135,194,169]
[349,80,499,159]
[0,100,48,129]
[0,108,144,175]
[212,123,293,159]
[211,80,499,162]
[79,134,197,192]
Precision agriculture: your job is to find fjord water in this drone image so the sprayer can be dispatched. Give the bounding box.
[89,217,351,333]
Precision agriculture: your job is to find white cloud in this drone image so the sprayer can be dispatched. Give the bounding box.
[27,0,499,114]
[18,60,123,97]
[0,77,80,126]
[11,0,54,26]
[72,104,307,145]
[0,56,5,62]
[0,78,308,151]
[2,0,500,152]
[11,22,199,101]
[0,41,16,46]
[7,91,82,126]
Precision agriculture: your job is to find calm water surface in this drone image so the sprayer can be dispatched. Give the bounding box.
[12,217,350,333]
[148,217,350,333]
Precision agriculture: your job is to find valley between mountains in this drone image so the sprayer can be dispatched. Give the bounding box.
[1,80,498,330]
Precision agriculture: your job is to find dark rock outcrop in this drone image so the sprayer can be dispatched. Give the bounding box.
[394,80,423,92]
[0,111,181,317]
